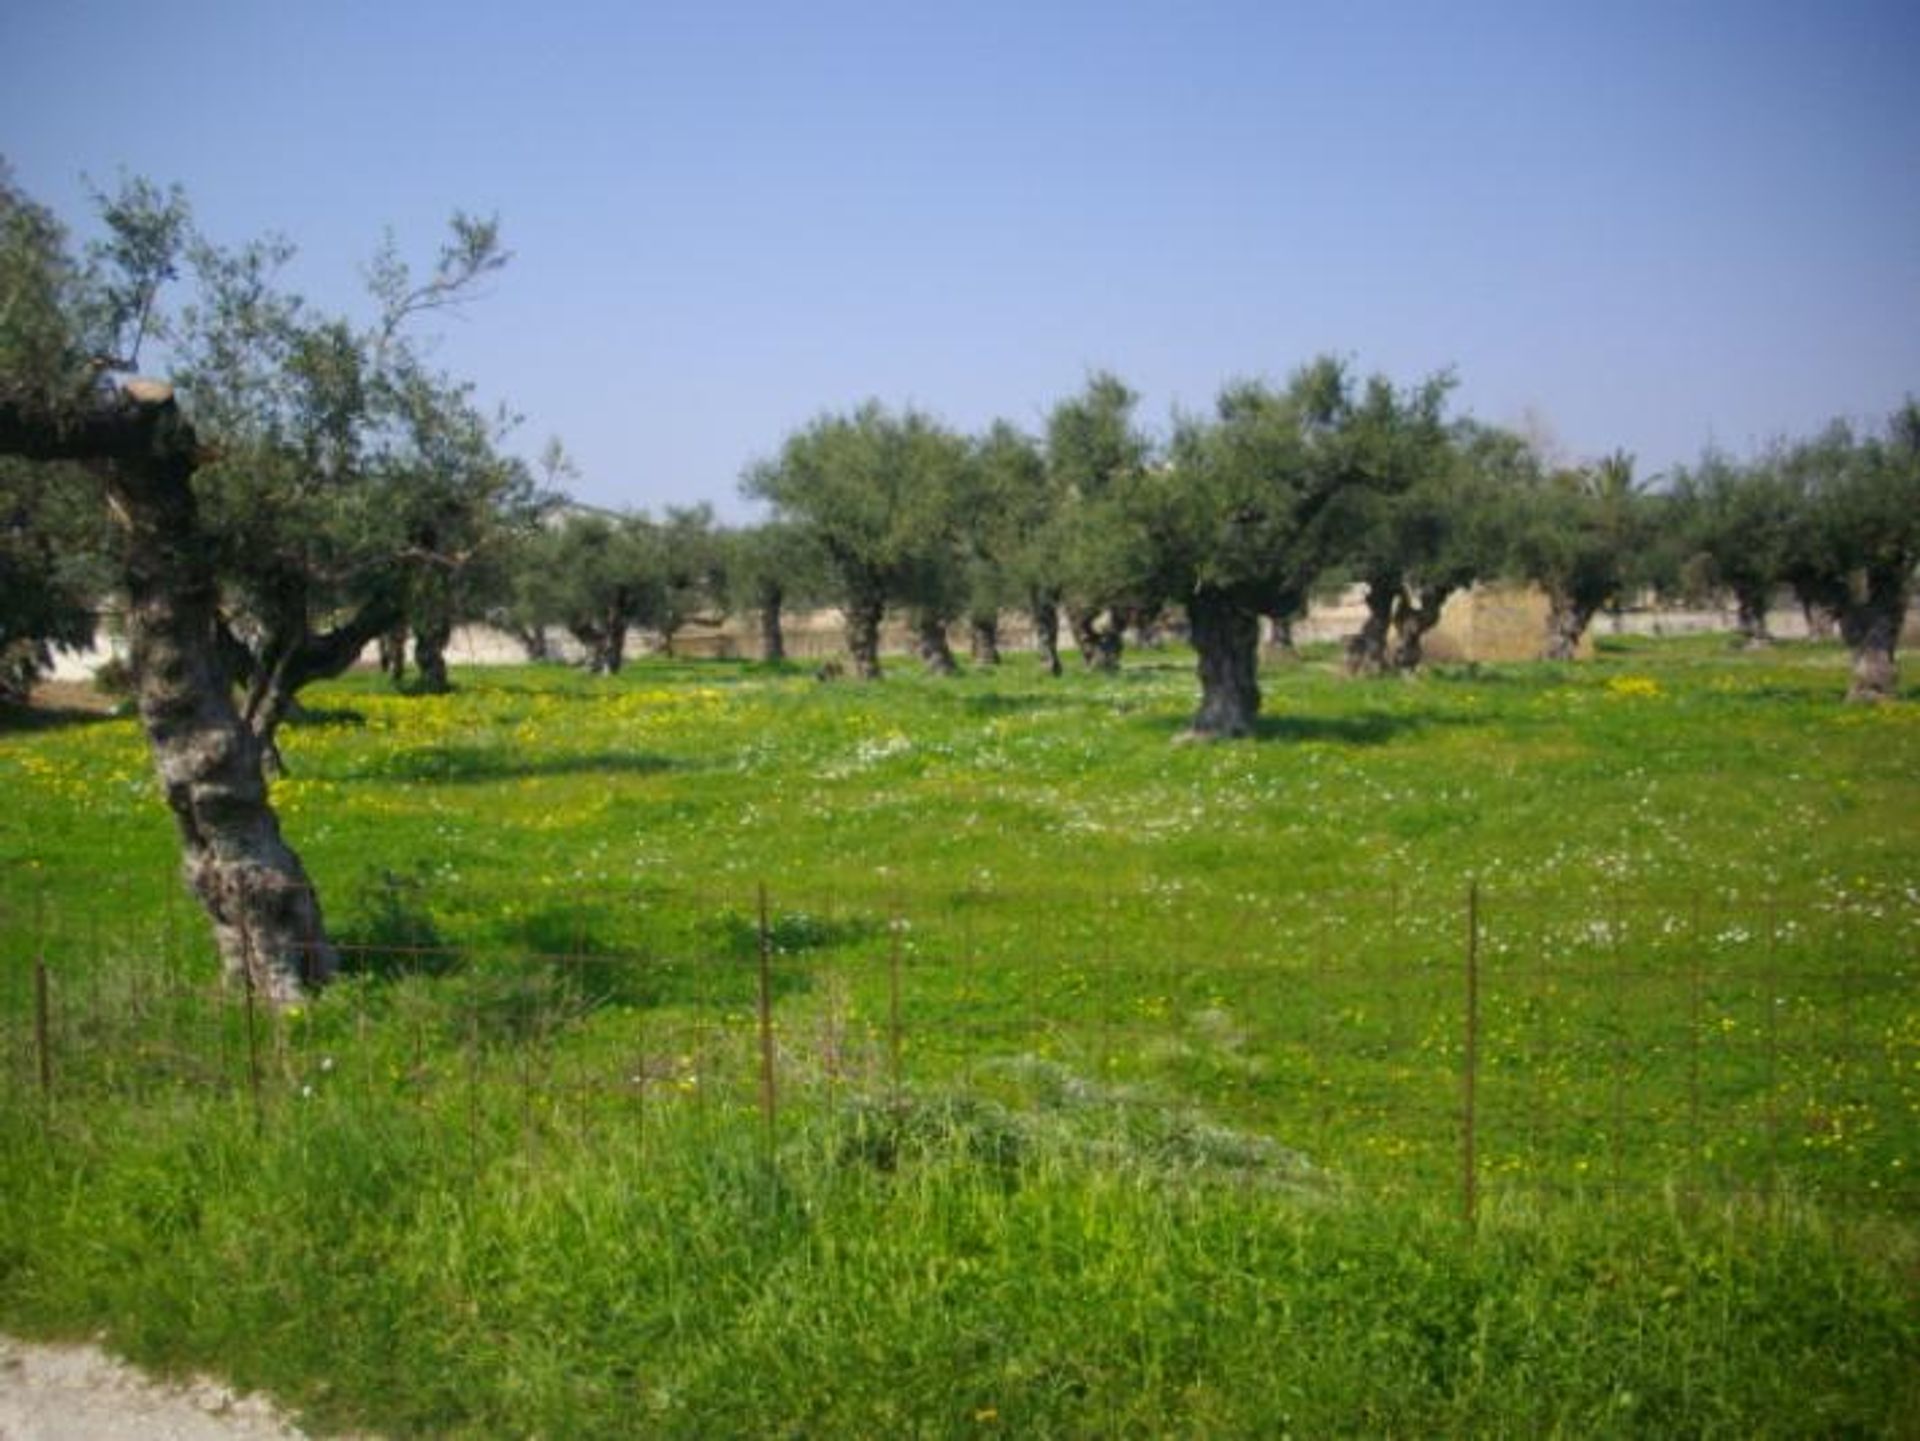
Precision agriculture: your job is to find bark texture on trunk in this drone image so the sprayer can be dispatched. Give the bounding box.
[759,597,786,663]
[1071,607,1123,672]
[1069,606,1100,668]
[1186,589,1261,739]
[1344,582,1396,677]
[1542,594,1596,661]
[1031,597,1063,677]
[572,611,628,675]
[916,615,959,676]
[377,626,407,683]
[1840,580,1904,703]
[1733,591,1773,649]
[1390,585,1450,673]
[513,623,551,662]
[1800,598,1838,641]
[845,596,884,680]
[968,617,1001,667]
[1,387,331,999]
[413,619,452,693]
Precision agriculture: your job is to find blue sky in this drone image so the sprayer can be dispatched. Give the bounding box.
[4,1,1916,516]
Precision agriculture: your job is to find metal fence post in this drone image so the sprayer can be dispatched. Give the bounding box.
[1462,881,1481,1228]
[34,957,52,1106]
[757,883,777,1152]
[888,898,904,1108]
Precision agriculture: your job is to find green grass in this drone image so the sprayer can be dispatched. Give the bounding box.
[2,635,1918,1434]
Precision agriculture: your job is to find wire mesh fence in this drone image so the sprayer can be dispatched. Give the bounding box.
[4,874,1917,1218]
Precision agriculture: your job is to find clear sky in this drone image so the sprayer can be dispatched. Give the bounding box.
[3,1,1916,517]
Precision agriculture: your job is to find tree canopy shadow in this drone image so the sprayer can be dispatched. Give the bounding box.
[954,691,1080,718]
[1145,707,1481,746]
[352,745,685,785]
[0,701,119,734]
[1252,712,1439,745]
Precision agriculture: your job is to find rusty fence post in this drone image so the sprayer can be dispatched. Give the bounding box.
[888,897,905,1108]
[34,956,53,1106]
[1462,881,1481,1228]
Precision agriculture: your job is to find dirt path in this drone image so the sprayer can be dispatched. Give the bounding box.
[0,1335,311,1440]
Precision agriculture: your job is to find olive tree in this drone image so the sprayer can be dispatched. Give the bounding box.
[1047,372,1153,671]
[1669,448,1796,647]
[1129,359,1393,738]
[0,168,525,999]
[723,519,827,663]
[743,402,970,680]
[1778,405,1920,701]
[1315,372,1465,676]
[1508,450,1651,660]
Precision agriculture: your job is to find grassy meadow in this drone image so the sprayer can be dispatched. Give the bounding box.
[2,634,1918,1435]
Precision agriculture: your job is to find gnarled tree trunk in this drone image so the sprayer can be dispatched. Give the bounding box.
[758,593,787,663]
[413,619,453,693]
[916,614,959,676]
[1345,581,1396,677]
[1839,574,1905,703]
[377,625,408,684]
[1799,597,1838,641]
[968,616,1001,667]
[1071,607,1123,672]
[1069,605,1100,668]
[845,595,884,680]
[512,622,551,661]
[1186,588,1261,739]
[1030,596,1063,677]
[1733,589,1773,649]
[1390,584,1451,673]
[1542,594,1597,661]
[1,385,332,1000]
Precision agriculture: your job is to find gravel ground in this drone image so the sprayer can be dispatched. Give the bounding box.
[0,1336,311,1441]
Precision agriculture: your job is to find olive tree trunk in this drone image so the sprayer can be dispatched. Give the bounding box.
[916,614,959,676]
[1344,581,1396,677]
[758,593,787,663]
[1070,607,1123,672]
[845,596,884,680]
[1733,590,1773,649]
[413,619,453,693]
[377,626,408,683]
[1839,575,1905,703]
[1030,596,1063,677]
[512,622,552,661]
[968,616,1001,667]
[1390,584,1451,673]
[1542,594,1597,661]
[1186,589,1261,739]
[1,386,332,999]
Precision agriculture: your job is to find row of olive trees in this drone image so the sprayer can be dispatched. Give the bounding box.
[733,366,1723,736]
[1666,414,1920,700]
[728,369,1914,731]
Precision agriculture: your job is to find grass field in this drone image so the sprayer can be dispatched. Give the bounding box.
[2,635,1918,1434]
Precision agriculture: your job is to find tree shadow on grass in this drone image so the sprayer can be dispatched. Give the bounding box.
[1144,709,1468,746]
[334,882,844,1038]
[0,702,120,734]
[954,691,1081,718]
[282,705,368,730]
[353,745,685,785]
